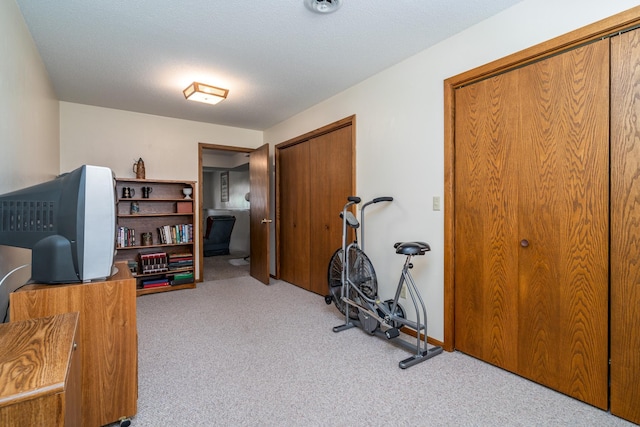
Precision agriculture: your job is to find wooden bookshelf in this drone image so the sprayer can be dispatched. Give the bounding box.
[115,178,196,296]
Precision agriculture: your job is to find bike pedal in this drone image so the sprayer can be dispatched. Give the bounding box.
[385,328,400,339]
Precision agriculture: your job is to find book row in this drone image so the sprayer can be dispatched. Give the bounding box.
[117,226,136,247]
[135,251,194,275]
[140,271,194,289]
[117,223,193,248]
[138,251,168,274]
[157,223,193,245]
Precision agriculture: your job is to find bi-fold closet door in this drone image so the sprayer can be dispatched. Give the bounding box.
[277,121,355,296]
[454,39,610,408]
[610,27,640,425]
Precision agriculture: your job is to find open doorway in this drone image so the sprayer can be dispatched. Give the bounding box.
[199,143,253,282]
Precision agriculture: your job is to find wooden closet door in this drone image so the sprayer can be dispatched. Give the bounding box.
[454,71,521,373]
[279,142,311,288]
[308,125,354,295]
[611,28,640,425]
[517,40,609,409]
[277,118,355,295]
[454,39,609,408]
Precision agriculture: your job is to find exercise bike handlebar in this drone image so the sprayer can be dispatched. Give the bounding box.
[360,196,393,252]
[340,196,394,250]
[372,196,393,203]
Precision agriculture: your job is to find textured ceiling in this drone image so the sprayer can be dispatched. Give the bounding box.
[16,0,523,130]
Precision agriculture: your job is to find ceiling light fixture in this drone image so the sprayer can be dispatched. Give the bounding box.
[183,82,229,105]
[304,0,342,14]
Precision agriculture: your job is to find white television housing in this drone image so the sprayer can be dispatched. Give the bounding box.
[0,165,116,283]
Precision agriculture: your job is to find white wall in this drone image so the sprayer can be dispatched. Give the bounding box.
[60,102,262,180]
[60,102,262,279]
[264,0,640,342]
[0,0,60,319]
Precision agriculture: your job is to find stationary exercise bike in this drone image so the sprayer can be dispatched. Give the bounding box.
[324,196,443,368]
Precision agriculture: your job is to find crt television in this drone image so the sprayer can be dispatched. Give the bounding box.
[0,165,116,283]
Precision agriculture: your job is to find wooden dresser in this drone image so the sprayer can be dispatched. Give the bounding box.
[0,312,81,426]
[10,263,137,427]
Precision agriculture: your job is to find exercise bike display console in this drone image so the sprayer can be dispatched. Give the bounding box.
[325,196,443,368]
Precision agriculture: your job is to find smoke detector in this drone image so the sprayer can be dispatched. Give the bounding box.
[304,0,342,14]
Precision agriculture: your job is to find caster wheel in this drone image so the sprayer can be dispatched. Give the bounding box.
[324,295,333,305]
[119,418,131,427]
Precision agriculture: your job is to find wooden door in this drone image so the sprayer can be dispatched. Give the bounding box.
[308,125,354,295]
[610,27,640,425]
[278,141,311,288]
[454,70,521,372]
[249,143,271,285]
[277,117,355,295]
[516,41,609,408]
[454,40,609,408]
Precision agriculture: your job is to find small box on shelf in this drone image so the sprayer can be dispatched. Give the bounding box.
[176,202,192,213]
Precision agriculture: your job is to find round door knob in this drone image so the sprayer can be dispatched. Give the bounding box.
[520,239,529,247]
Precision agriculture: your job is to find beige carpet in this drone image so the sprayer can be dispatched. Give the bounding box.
[113,276,634,427]
[202,253,250,281]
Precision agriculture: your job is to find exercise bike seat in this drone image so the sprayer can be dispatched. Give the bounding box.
[394,241,431,255]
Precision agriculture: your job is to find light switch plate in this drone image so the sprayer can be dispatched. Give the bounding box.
[433,196,441,211]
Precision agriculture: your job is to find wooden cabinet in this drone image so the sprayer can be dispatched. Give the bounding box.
[453,39,610,408]
[0,312,81,427]
[115,178,196,295]
[10,264,137,427]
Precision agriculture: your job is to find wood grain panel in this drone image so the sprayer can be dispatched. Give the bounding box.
[455,39,609,409]
[276,118,355,295]
[308,125,353,295]
[278,142,311,288]
[10,264,137,426]
[518,40,609,409]
[454,71,520,372]
[249,143,271,284]
[0,313,80,427]
[611,27,640,425]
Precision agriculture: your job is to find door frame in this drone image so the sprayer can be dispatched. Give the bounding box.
[443,6,640,352]
[197,143,253,282]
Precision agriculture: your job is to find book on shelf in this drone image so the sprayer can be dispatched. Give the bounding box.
[126,260,138,273]
[142,282,170,289]
[138,251,168,274]
[169,271,194,286]
[168,252,193,269]
[117,226,136,247]
[169,253,193,260]
[140,276,170,288]
[170,277,194,286]
[156,223,193,244]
